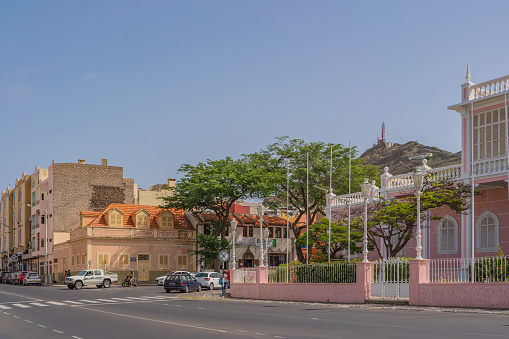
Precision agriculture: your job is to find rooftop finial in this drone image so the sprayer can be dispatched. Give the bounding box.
[465,64,471,82]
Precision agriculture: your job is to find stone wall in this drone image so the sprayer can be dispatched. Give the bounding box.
[51,162,134,232]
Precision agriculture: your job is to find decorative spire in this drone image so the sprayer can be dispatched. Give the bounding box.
[465,64,471,82]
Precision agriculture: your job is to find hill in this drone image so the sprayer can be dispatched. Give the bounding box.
[359,141,461,176]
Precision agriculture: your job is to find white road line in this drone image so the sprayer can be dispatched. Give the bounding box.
[254,334,267,336]
[274,336,286,338]
[12,304,31,308]
[3,312,10,315]
[62,300,84,304]
[38,325,46,328]
[72,336,83,339]
[53,330,63,334]
[110,298,133,301]
[0,305,12,310]
[78,300,101,303]
[24,320,33,323]
[13,315,19,319]
[95,299,117,302]
[30,303,49,307]
[77,306,273,337]
[123,297,150,300]
[237,330,248,333]
[47,301,66,306]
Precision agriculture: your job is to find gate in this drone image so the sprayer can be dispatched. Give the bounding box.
[371,258,409,299]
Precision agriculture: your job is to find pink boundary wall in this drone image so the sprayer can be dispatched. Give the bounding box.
[231,261,509,309]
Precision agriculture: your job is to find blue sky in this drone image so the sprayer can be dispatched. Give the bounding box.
[2,1,509,189]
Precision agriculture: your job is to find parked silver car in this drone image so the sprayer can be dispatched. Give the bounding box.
[23,273,42,286]
[194,272,222,290]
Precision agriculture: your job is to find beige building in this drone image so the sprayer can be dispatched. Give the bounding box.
[0,187,13,270]
[134,179,175,206]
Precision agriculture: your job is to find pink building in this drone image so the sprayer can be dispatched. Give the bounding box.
[53,204,196,283]
[331,66,509,261]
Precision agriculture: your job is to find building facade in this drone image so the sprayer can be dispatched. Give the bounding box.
[331,67,509,261]
[52,204,196,283]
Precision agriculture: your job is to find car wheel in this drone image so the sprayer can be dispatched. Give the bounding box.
[209,283,214,290]
[67,285,74,289]
[197,285,202,292]
[165,289,171,293]
[184,285,189,293]
[103,280,111,288]
[75,281,83,290]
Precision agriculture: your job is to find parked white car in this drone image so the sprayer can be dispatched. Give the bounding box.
[65,269,118,289]
[194,272,222,290]
[155,271,191,286]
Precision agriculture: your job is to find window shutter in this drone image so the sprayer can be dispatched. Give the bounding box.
[447,225,455,251]
[440,224,448,251]
[480,220,488,249]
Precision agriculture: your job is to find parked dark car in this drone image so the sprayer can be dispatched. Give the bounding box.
[164,274,201,293]
[8,272,18,284]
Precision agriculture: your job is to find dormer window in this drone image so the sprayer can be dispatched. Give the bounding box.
[160,211,174,229]
[108,210,123,227]
[135,210,150,228]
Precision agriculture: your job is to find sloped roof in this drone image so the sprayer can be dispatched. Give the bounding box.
[196,213,286,227]
[81,203,193,230]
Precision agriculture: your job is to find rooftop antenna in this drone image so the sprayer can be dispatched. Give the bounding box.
[381,121,386,142]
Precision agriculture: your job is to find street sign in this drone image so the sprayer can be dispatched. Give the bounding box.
[218,250,229,262]
[8,263,12,268]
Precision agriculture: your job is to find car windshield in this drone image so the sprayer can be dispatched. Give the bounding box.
[77,270,87,276]
[28,273,39,277]
[195,273,208,277]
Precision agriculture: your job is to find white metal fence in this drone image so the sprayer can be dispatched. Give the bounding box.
[429,256,509,283]
[268,262,357,283]
[232,268,257,283]
[371,258,410,299]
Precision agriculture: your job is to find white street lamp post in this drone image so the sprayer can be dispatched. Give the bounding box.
[413,167,425,260]
[230,218,237,269]
[360,179,372,262]
[257,204,265,267]
[263,227,270,266]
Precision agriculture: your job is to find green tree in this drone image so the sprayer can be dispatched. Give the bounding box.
[159,156,276,268]
[246,136,379,262]
[347,177,480,258]
[295,218,363,262]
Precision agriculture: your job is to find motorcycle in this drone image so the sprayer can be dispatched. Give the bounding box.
[122,276,138,287]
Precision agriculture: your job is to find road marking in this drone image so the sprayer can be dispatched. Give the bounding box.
[12,303,31,308]
[47,301,66,306]
[3,312,10,315]
[38,325,46,328]
[78,300,101,303]
[77,306,273,337]
[274,336,286,338]
[254,333,266,336]
[30,303,49,307]
[0,305,12,310]
[24,320,33,323]
[13,315,19,319]
[62,300,84,304]
[95,299,117,302]
[53,330,64,334]
[72,336,83,339]
[110,298,133,301]
[311,318,319,320]
[237,330,248,333]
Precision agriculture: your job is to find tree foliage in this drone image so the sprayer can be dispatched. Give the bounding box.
[193,233,231,269]
[295,218,364,262]
[245,136,379,262]
[159,156,276,269]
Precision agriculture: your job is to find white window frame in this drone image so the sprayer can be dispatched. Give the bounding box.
[476,211,499,252]
[437,216,459,254]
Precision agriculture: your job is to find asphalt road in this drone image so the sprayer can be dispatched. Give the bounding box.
[0,282,508,339]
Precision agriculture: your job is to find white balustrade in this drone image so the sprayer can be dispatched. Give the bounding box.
[470,75,509,100]
[473,156,508,177]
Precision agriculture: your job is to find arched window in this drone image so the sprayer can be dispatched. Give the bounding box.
[437,216,458,254]
[476,211,499,252]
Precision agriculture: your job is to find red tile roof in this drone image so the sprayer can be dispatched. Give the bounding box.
[81,203,193,230]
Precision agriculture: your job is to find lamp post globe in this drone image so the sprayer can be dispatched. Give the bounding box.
[360,178,372,262]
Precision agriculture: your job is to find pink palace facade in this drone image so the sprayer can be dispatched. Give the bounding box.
[331,66,509,261]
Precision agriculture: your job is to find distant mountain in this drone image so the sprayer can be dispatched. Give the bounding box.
[359,141,461,176]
